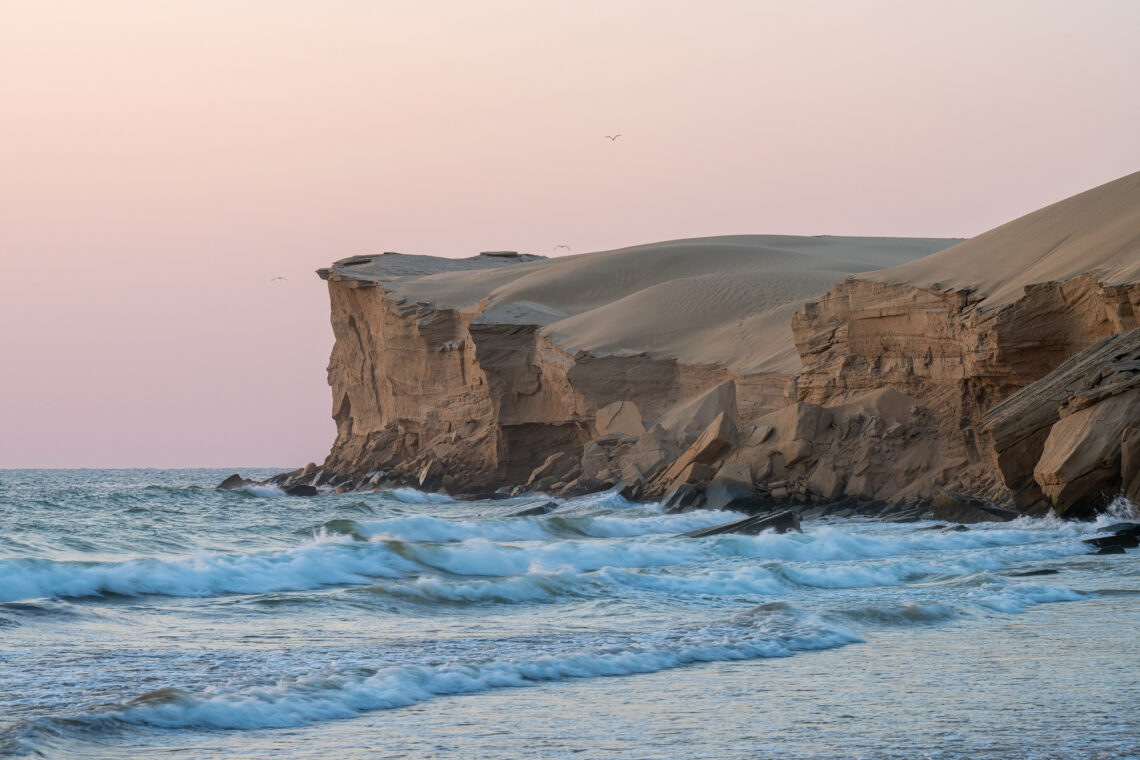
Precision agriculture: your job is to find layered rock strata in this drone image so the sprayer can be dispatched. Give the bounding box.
[265,172,1139,517]
[983,327,1140,516]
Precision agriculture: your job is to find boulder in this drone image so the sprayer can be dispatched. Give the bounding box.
[662,484,705,513]
[805,464,845,501]
[654,412,737,489]
[678,510,802,538]
[984,327,1140,514]
[216,474,252,490]
[284,484,318,497]
[656,381,738,446]
[704,463,755,512]
[1083,534,1140,550]
[526,452,575,489]
[928,493,1018,523]
[1034,389,1140,515]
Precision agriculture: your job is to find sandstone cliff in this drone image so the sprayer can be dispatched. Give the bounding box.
[274,172,1139,518]
[791,170,1140,513]
[307,236,958,498]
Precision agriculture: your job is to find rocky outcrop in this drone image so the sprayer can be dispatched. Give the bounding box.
[259,174,1140,517]
[306,237,960,498]
[983,327,1140,516]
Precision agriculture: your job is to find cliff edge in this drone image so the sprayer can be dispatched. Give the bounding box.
[276,172,1139,517]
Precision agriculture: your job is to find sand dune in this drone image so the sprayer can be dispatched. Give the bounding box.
[345,235,960,373]
[866,170,1140,309]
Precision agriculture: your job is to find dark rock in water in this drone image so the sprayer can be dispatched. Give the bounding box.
[663,484,704,514]
[1007,568,1060,577]
[216,474,252,491]
[284,484,318,497]
[944,524,970,532]
[1101,522,1140,538]
[502,501,558,518]
[1083,534,1139,549]
[1092,544,1127,555]
[929,493,1018,523]
[618,481,642,501]
[920,523,948,530]
[678,509,801,538]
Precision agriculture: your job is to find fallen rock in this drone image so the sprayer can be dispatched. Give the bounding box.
[1092,545,1126,555]
[284,484,318,497]
[928,493,1018,524]
[1007,568,1060,577]
[1035,389,1140,516]
[1083,534,1140,550]
[653,412,737,490]
[705,463,755,512]
[1101,522,1140,538]
[662,484,704,513]
[678,509,802,538]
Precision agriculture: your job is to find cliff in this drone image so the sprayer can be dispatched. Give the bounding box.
[308,236,959,497]
[792,170,1140,514]
[269,172,1139,517]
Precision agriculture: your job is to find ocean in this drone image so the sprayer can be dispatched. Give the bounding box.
[1,469,1137,759]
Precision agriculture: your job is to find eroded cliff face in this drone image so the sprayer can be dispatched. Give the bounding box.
[318,258,788,496]
[284,173,1139,516]
[789,275,1140,508]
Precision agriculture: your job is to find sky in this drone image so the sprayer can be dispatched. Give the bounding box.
[1,0,1138,468]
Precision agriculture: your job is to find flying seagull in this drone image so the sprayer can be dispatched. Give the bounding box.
[554,244,570,251]
[604,134,621,141]
[270,276,288,282]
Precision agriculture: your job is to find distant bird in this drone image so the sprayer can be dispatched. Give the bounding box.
[270,276,288,282]
[604,134,622,141]
[554,244,571,251]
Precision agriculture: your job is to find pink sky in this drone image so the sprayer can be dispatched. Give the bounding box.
[2,0,1138,467]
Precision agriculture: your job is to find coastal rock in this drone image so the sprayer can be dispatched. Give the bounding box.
[928,493,1017,524]
[662,483,704,513]
[704,463,755,512]
[216,474,253,490]
[986,327,1140,516]
[678,509,802,538]
[295,172,1140,517]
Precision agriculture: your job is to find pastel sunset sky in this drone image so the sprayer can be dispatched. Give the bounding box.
[2,0,1138,467]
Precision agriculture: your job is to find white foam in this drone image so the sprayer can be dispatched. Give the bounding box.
[0,540,419,602]
[389,488,453,504]
[95,611,861,730]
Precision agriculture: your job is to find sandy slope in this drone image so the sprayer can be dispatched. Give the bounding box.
[865,170,1140,310]
[353,235,959,373]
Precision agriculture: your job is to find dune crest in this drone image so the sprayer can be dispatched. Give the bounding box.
[273,171,1140,519]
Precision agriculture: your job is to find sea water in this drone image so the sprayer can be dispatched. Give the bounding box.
[1,469,1137,759]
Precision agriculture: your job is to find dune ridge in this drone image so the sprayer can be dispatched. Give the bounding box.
[284,171,1140,519]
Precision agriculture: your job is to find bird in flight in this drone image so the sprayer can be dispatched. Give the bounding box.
[554,244,570,251]
[604,134,621,141]
[270,276,288,282]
